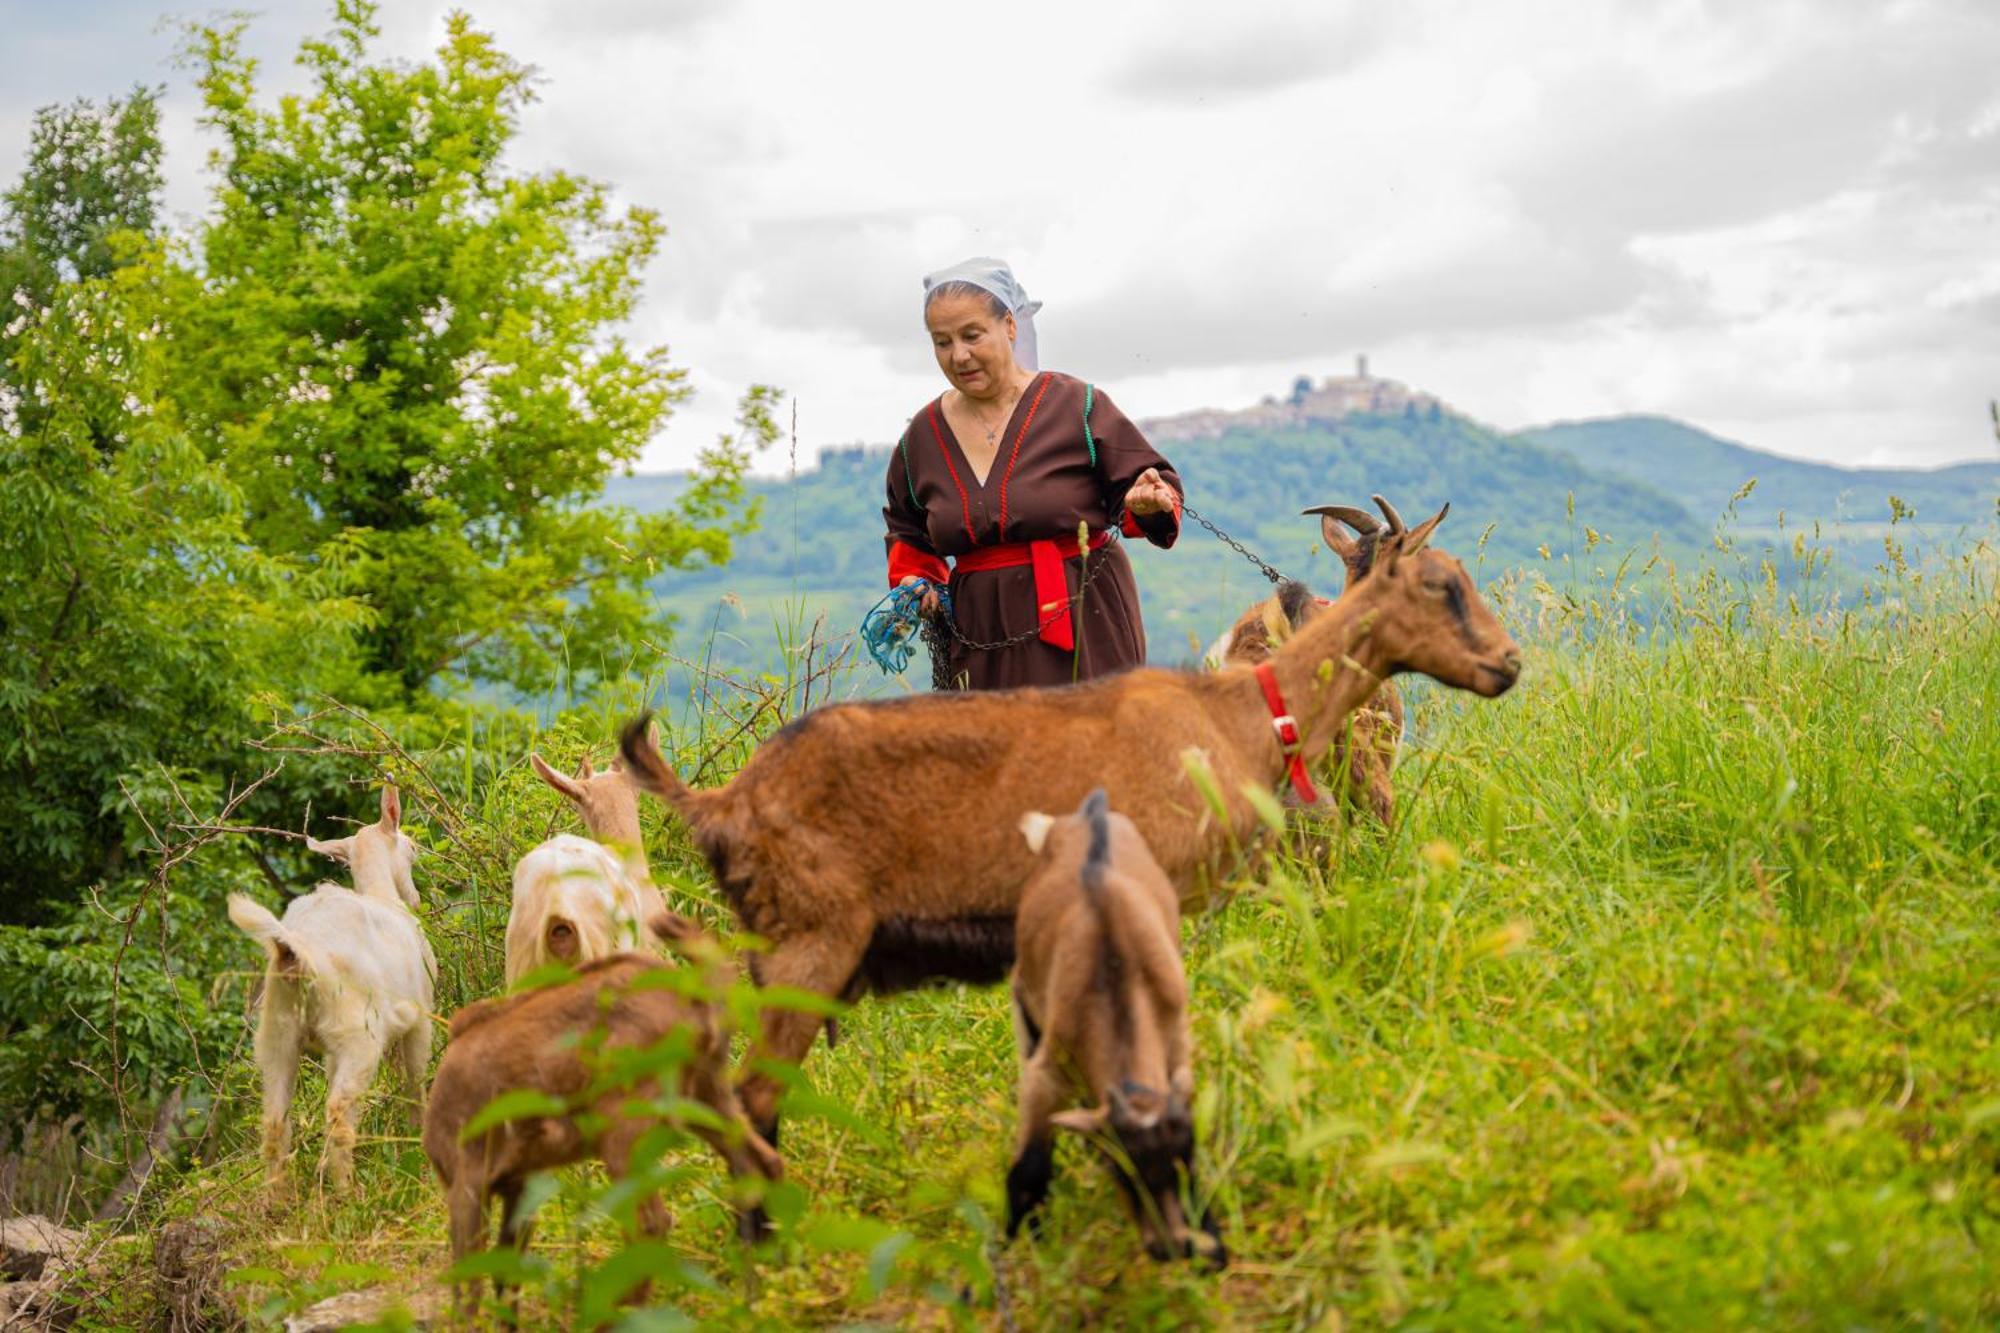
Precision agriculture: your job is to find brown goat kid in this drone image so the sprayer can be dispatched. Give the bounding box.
[1210,502,1408,824]
[422,913,781,1311]
[1008,790,1224,1266]
[619,497,1520,1139]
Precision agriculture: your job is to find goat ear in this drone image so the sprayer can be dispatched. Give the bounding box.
[531,753,586,803]
[1049,1106,1109,1137]
[1403,502,1449,558]
[1018,811,1055,855]
[379,784,401,830]
[306,835,354,865]
[1320,514,1358,561]
[1302,505,1371,562]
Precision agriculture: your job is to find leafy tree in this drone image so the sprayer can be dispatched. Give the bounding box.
[0,87,161,302]
[169,1,766,703]
[0,87,163,434]
[0,256,360,924]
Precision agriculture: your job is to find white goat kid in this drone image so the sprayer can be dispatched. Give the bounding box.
[226,785,436,1191]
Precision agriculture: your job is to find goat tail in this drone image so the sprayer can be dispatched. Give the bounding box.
[619,712,703,818]
[227,894,306,977]
[1079,787,1111,906]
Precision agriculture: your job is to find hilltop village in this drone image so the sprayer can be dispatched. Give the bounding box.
[1143,358,1446,444]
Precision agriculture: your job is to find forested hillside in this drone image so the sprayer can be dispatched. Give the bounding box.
[1521,414,2000,532]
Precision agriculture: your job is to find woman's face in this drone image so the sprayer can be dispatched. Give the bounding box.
[926,291,1018,399]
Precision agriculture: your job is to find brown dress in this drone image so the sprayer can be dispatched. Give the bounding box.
[883,371,1184,690]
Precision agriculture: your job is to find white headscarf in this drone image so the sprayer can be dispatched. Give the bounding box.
[921,256,1043,372]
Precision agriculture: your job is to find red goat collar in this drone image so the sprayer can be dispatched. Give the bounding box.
[1254,662,1320,805]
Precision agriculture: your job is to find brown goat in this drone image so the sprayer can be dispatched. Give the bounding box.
[619,496,1520,1139]
[1008,790,1224,1266]
[1208,503,1408,825]
[422,913,781,1312]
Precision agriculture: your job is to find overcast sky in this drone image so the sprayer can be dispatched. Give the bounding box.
[4,0,1996,472]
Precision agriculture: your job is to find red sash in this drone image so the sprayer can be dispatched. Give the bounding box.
[951,529,1112,652]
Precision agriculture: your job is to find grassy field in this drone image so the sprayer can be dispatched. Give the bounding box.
[69,538,2000,1330]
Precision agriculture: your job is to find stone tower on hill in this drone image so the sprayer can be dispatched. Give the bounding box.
[1142,362,1446,444]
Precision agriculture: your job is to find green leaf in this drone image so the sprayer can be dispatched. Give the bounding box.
[461,1088,567,1140]
[1288,1116,1368,1158]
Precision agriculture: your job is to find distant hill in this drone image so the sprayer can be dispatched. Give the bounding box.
[1517,415,2000,534]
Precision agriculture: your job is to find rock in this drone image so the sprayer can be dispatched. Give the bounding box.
[0,1217,82,1283]
[0,1215,86,1329]
[281,1285,444,1333]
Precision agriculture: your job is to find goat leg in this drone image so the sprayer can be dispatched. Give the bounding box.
[320,1043,383,1191]
[600,1120,671,1310]
[740,931,866,1143]
[686,1065,781,1243]
[396,1024,430,1133]
[1006,1057,1068,1239]
[253,997,304,1193]
[445,1176,489,1317]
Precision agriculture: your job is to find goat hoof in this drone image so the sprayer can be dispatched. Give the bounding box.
[1197,1221,1229,1270]
[737,1205,773,1245]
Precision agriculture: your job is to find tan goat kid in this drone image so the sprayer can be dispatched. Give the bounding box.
[423,913,782,1314]
[226,785,437,1191]
[1206,501,1409,824]
[529,741,654,887]
[620,497,1520,1140]
[505,733,669,985]
[1008,790,1224,1266]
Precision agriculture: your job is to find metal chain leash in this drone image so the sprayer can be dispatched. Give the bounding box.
[1181,503,1288,585]
[925,533,1128,654]
[924,505,1292,666]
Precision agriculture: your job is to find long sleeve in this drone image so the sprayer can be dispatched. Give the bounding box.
[1088,387,1184,549]
[883,431,949,587]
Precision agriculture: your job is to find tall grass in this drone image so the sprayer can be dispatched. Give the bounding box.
[75,530,2000,1329]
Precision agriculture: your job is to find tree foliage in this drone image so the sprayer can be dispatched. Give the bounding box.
[0,87,161,306]
[0,9,769,1152]
[0,253,360,923]
[168,0,761,702]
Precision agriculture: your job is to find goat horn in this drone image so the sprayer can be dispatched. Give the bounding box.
[1371,494,1406,534]
[1301,504,1382,534]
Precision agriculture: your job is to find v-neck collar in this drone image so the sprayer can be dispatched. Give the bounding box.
[935,373,1043,489]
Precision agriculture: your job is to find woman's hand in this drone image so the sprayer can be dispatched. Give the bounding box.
[897,575,942,616]
[1124,467,1178,517]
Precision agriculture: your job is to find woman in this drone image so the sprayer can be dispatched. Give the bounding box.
[883,258,1185,690]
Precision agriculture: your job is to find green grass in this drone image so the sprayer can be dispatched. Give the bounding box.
[74,539,2000,1330]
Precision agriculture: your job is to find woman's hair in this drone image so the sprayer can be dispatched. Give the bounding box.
[924,279,1010,321]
